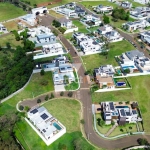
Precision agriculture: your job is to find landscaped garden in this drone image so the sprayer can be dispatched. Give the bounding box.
[82,40,134,71]
[92,75,150,133]
[0,3,26,22]
[14,99,96,150]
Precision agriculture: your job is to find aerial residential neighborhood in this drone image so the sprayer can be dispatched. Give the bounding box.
[0,0,150,150]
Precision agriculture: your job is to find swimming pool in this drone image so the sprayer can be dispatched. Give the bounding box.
[122,66,134,69]
[115,106,129,109]
[53,122,62,130]
[116,82,126,86]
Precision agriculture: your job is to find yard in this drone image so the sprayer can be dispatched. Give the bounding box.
[82,40,134,71]
[95,114,137,137]
[0,72,54,115]
[72,20,89,33]
[92,75,150,133]
[0,33,23,47]
[49,10,64,19]
[0,3,26,22]
[3,20,19,31]
[14,99,96,150]
[79,1,118,8]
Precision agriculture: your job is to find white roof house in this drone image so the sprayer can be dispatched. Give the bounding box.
[31,7,48,15]
[73,32,104,55]
[57,8,78,17]
[34,43,64,60]
[140,31,150,45]
[120,1,132,9]
[130,7,150,20]
[58,18,73,29]
[82,14,102,26]
[94,65,115,77]
[105,30,123,42]
[133,0,149,4]
[93,5,113,13]
[101,102,141,125]
[20,14,37,26]
[97,25,113,35]
[0,23,7,33]
[27,106,66,145]
[122,20,150,32]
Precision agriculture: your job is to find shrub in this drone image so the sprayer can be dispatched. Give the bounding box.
[24,106,30,112]
[129,126,132,130]
[40,69,45,76]
[19,105,24,111]
[137,138,149,145]
[45,95,49,101]
[119,101,123,104]
[68,92,73,97]
[37,99,41,103]
[50,93,54,99]
[120,128,124,132]
[58,27,66,34]
[80,119,85,124]
[60,91,64,96]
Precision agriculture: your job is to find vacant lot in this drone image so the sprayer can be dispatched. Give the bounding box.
[82,40,134,71]
[0,33,23,47]
[49,10,64,18]
[0,3,26,22]
[14,99,96,150]
[92,75,150,133]
[3,20,19,31]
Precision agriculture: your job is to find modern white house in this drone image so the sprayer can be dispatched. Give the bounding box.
[81,14,102,27]
[97,25,113,35]
[93,5,113,13]
[0,23,7,33]
[105,30,124,42]
[21,26,56,46]
[101,101,142,125]
[27,106,66,145]
[31,7,48,15]
[122,20,150,32]
[130,7,150,20]
[73,32,105,55]
[139,31,150,45]
[20,14,37,26]
[133,0,149,5]
[34,43,64,60]
[57,17,78,33]
[120,1,132,9]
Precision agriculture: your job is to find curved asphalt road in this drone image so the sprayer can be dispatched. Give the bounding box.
[39,15,150,150]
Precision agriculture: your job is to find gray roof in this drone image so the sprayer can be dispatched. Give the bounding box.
[58,17,71,23]
[126,50,144,59]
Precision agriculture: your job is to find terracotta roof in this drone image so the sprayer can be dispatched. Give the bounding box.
[96,75,114,83]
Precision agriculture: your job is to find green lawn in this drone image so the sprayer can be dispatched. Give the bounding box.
[72,20,89,33]
[82,40,134,71]
[65,71,79,90]
[92,75,150,133]
[79,1,118,8]
[21,0,53,6]
[0,33,23,47]
[14,99,96,150]
[0,72,54,115]
[127,0,144,7]
[0,3,26,22]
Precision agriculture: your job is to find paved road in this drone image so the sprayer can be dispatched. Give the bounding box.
[37,15,150,149]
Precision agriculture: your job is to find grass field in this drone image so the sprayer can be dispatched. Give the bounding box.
[0,3,26,22]
[72,20,89,33]
[80,1,118,8]
[82,40,134,71]
[0,33,23,47]
[92,75,150,133]
[14,99,96,150]
[3,20,19,31]
[49,10,64,18]
[0,72,54,115]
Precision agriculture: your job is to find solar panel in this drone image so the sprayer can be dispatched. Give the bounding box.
[109,102,114,110]
[30,109,38,114]
[120,109,126,116]
[40,113,49,120]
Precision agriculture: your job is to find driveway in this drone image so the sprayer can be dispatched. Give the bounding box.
[54,85,65,92]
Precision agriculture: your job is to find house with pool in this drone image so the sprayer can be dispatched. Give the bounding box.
[101,101,142,125]
[27,106,66,145]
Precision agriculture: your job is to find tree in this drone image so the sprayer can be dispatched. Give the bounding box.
[45,95,49,101]
[6,42,11,49]
[80,119,85,124]
[137,138,149,145]
[34,4,37,8]
[40,69,45,76]
[120,128,124,132]
[124,68,130,74]
[99,119,105,127]
[52,20,61,28]
[19,105,24,111]
[37,99,41,103]
[68,91,73,97]
[50,93,54,99]
[103,15,110,24]
[24,106,30,112]
[64,75,69,84]
[60,91,64,96]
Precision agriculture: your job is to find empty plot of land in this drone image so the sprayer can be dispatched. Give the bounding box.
[0,3,26,22]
